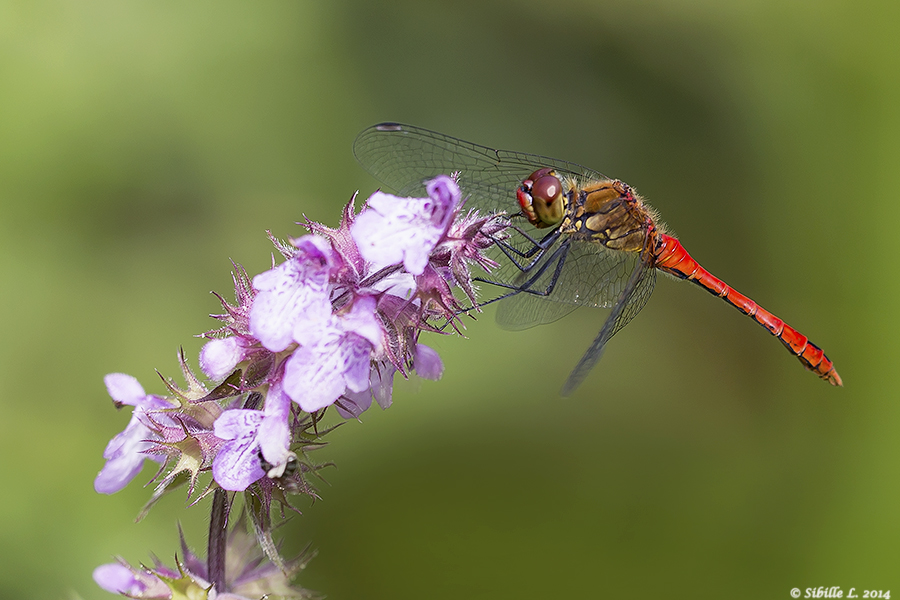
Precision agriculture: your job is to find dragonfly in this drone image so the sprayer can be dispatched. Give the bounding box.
[353,122,842,394]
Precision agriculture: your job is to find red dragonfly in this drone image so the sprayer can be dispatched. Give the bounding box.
[354,123,841,394]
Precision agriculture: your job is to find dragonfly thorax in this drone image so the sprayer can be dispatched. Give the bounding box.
[567,179,653,253]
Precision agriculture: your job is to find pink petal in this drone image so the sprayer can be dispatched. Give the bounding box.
[351,191,444,275]
[414,343,444,380]
[213,409,264,440]
[94,412,163,494]
[212,440,265,491]
[199,337,244,380]
[93,564,142,595]
[341,335,375,393]
[340,295,383,350]
[283,344,347,412]
[258,382,292,467]
[103,373,146,407]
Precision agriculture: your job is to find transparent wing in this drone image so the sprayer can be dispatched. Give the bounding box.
[355,122,626,307]
[561,257,657,396]
[492,239,648,330]
[353,122,607,216]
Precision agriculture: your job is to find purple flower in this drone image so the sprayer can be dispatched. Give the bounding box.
[95,511,316,599]
[94,374,171,494]
[351,174,460,275]
[93,561,171,598]
[249,235,334,353]
[284,295,383,412]
[93,169,515,600]
[212,381,292,491]
[414,343,444,380]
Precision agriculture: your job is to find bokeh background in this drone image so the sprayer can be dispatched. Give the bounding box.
[1,1,896,598]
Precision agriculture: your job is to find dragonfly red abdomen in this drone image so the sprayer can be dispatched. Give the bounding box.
[653,234,842,386]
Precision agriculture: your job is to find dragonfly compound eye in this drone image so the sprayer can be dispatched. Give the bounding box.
[525,167,555,183]
[530,172,565,227]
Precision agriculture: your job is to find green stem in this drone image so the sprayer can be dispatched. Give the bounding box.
[207,488,227,592]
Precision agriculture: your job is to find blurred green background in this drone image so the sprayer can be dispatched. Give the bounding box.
[1,1,896,598]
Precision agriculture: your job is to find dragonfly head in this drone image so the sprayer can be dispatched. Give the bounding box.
[517,168,565,229]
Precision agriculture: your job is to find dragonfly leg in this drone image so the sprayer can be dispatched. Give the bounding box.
[506,224,560,256]
[474,238,570,300]
[488,227,561,272]
[440,229,569,328]
[441,238,572,330]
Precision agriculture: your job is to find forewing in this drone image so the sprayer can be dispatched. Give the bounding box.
[353,123,606,216]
